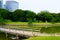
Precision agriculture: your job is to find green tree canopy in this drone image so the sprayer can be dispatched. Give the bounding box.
[25,10,36,22]
[0,9,9,19]
[12,9,26,22]
[37,11,53,22]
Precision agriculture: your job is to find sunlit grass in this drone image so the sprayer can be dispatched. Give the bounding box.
[27,36,60,40]
[6,22,28,25]
[4,22,60,30]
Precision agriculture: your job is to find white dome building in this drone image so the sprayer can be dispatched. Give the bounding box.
[6,1,19,12]
[0,0,3,8]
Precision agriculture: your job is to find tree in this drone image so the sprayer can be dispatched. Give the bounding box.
[51,13,58,23]
[36,13,41,22]
[25,10,36,22]
[12,9,26,22]
[57,13,60,22]
[0,18,6,25]
[37,11,53,22]
[0,9,9,19]
[24,10,36,26]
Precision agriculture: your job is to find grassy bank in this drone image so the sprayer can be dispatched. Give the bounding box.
[2,22,60,33]
[27,36,60,40]
[4,22,60,29]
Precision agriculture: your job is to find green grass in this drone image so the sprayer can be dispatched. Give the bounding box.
[27,36,60,40]
[4,22,60,29]
[5,22,60,27]
[6,22,28,25]
[6,22,60,24]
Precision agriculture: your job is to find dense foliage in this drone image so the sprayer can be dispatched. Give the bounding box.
[0,9,60,22]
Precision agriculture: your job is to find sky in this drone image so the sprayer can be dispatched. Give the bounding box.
[3,0,60,13]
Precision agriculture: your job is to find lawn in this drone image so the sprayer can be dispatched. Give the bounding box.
[5,22,60,29]
[6,22,60,26]
[6,22,28,25]
[27,36,60,40]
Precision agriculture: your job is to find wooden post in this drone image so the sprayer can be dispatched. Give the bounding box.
[16,34,19,40]
[39,28,41,32]
[5,32,8,39]
[32,28,35,36]
[46,20,47,28]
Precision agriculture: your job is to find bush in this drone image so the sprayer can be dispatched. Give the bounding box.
[0,18,7,25]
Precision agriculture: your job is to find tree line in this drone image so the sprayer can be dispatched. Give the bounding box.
[0,8,60,23]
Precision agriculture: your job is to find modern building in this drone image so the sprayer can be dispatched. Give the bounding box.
[6,1,19,12]
[0,0,3,8]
